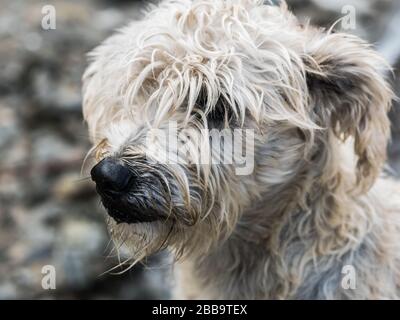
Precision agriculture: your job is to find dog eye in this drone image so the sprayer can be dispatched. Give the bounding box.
[193,89,237,128]
[207,96,235,128]
[195,93,233,127]
[206,105,231,124]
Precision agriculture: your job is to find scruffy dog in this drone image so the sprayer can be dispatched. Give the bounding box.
[82,0,400,299]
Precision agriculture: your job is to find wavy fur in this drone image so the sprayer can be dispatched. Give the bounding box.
[83,0,400,299]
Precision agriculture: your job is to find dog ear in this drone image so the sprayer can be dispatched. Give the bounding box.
[304,32,393,192]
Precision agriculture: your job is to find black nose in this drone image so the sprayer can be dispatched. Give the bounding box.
[91,158,132,193]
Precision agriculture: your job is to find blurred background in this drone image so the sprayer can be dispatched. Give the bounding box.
[0,0,399,299]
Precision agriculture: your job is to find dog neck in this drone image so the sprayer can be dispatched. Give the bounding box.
[188,139,379,299]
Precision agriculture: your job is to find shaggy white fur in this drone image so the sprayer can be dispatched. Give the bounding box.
[83,0,400,299]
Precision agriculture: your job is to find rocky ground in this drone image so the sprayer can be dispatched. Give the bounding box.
[0,0,172,300]
[0,0,399,299]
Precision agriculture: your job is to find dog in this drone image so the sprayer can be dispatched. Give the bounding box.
[82,0,400,299]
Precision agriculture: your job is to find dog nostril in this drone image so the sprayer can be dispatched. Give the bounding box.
[90,158,132,192]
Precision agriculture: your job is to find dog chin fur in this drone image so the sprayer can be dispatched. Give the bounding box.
[82,0,400,299]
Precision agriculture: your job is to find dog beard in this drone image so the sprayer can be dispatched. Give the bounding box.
[106,217,176,260]
[98,156,212,260]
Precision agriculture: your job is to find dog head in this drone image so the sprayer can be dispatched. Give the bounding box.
[82,0,393,260]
